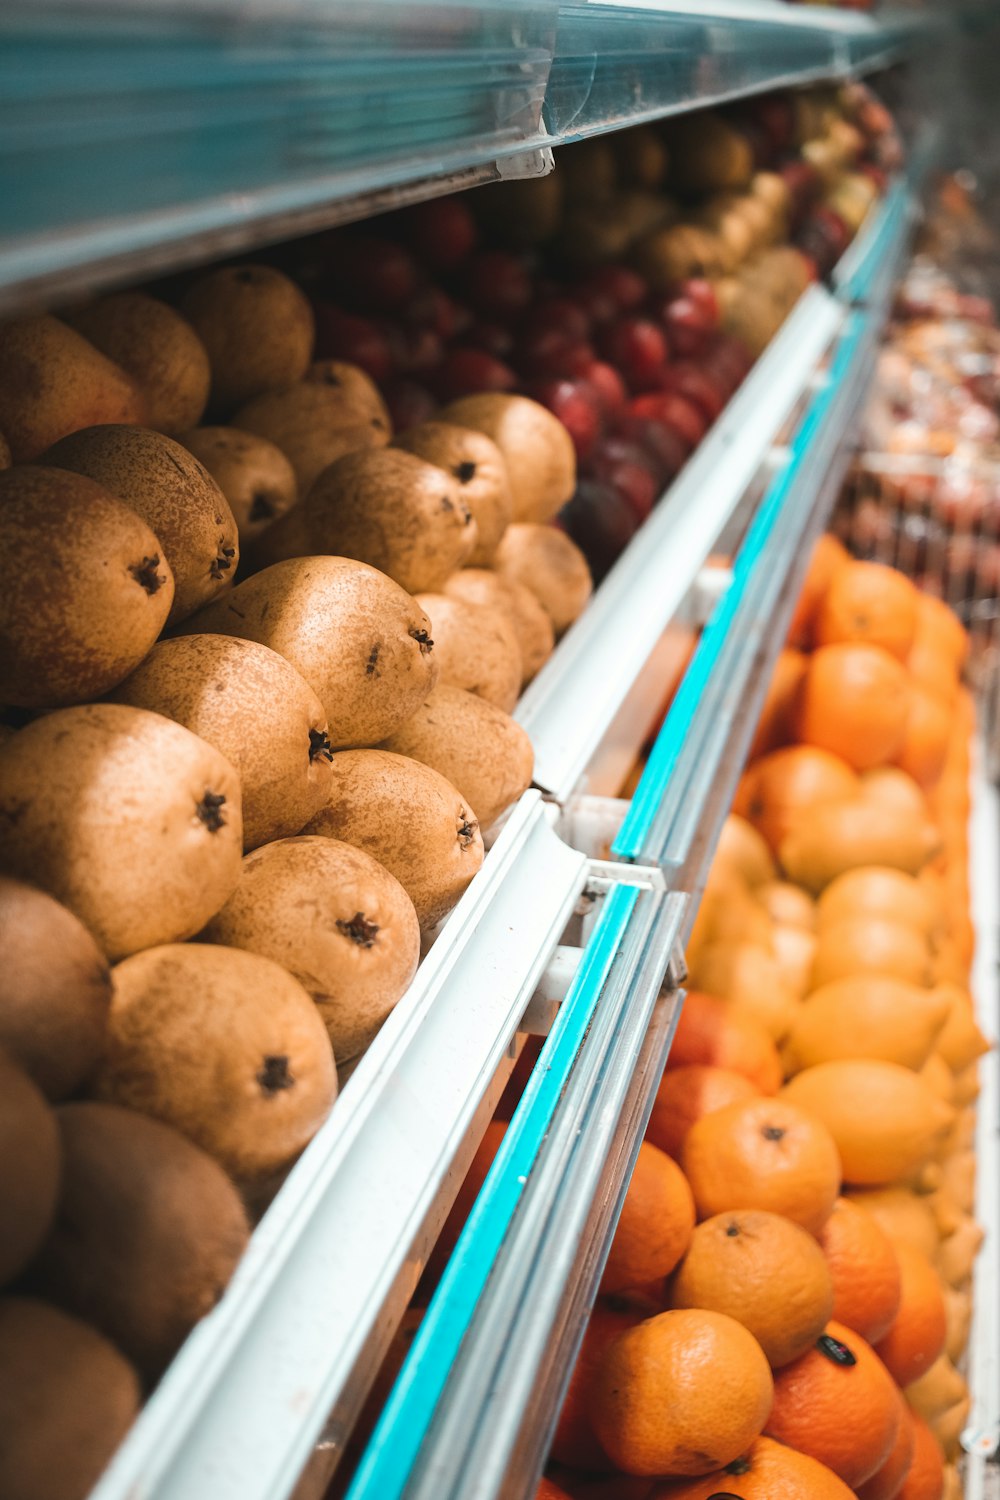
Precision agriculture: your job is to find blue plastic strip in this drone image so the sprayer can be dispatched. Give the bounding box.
[612,311,869,865]
[346,880,641,1500]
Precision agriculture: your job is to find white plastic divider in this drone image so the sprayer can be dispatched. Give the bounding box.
[515,283,845,803]
[963,743,1000,1496]
[90,790,589,1500]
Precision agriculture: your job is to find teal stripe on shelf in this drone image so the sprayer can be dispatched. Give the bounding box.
[346,880,640,1500]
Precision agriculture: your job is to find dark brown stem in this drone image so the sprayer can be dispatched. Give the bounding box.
[196,790,227,832]
[130,555,167,595]
[257,1055,293,1094]
[336,912,379,948]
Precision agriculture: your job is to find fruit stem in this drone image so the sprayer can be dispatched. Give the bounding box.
[336,912,379,948]
[257,1055,293,1094]
[196,790,228,832]
[409,628,434,654]
[211,546,237,581]
[130,555,167,595]
[309,729,334,764]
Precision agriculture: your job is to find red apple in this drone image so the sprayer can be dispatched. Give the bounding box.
[384,323,444,376]
[463,320,515,359]
[561,478,642,580]
[614,413,689,482]
[779,160,823,223]
[332,236,421,311]
[656,296,716,359]
[404,286,468,342]
[591,436,662,521]
[626,392,707,452]
[515,326,596,379]
[747,95,795,156]
[398,197,478,270]
[581,359,628,422]
[312,304,394,382]
[462,250,533,318]
[598,317,669,392]
[525,296,592,343]
[575,265,650,323]
[526,377,603,463]
[382,378,438,431]
[431,348,517,401]
[655,363,727,424]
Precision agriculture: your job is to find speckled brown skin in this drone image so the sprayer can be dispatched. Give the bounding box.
[394,421,512,566]
[303,750,484,931]
[414,592,521,712]
[28,1102,249,1379]
[179,264,315,415]
[0,877,111,1100]
[0,1057,59,1287]
[233,377,389,494]
[493,523,593,636]
[181,556,438,747]
[64,293,210,436]
[0,433,11,468]
[443,569,555,686]
[177,426,298,540]
[109,635,332,851]
[0,467,174,707]
[260,448,477,595]
[0,704,243,961]
[40,425,239,625]
[437,393,576,524]
[379,684,534,832]
[205,835,420,1062]
[92,943,336,1183]
[306,360,391,425]
[0,315,148,463]
[0,1297,139,1500]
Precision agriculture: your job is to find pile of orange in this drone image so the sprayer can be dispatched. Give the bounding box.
[533,540,989,1500]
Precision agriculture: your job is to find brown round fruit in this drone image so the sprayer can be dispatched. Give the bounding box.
[394,421,513,565]
[437,394,576,524]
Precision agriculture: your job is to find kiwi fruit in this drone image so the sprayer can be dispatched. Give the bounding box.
[0,877,111,1099]
[303,750,484,931]
[0,315,147,463]
[232,381,390,495]
[204,836,421,1061]
[0,466,174,707]
[181,556,438,747]
[493,523,593,636]
[393,421,512,565]
[443,569,555,685]
[91,943,336,1183]
[437,393,575,524]
[258,448,476,595]
[414,591,521,711]
[179,264,315,415]
[379,684,534,831]
[63,293,210,435]
[178,426,298,539]
[28,1102,249,1379]
[40,424,239,624]
[0,1296,139,1500]
[0,1055,60,1287]
[0,703,243,961]
[109,634,334,850]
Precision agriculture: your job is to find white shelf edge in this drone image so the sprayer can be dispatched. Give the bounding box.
[516,283,845,803]
[89,790,590,1500]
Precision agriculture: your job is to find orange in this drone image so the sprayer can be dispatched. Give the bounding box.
[818,1196,902,1343]
[764,1320,903,1487]
[861,767,931,821]
[749,648,807,758]
[667,1209,833,1367]
[601,1142,695,1294]
[735,745,859,855]
[787,533,850,649]
[874,1243,947,1386]
[793,643,911,771]
[912,592,968,673]
[681,1097,841,1236]
[855,1401,917,1500]
[688,943,797,1042]
[666,991,783,1095]
[780,1061,954,1185]
[552,1303,641,1469]
[588,1308,774,1476]
[808,915,932,989]
[649,1435,855,1498]
[782,977,949,1074]
[817,866,938,939]
[646,1065,760,1160]
[536,1480,575,1500]
[575,1479,655,1500]
[815,561,919,661]
[713,815,776,888]
[908,636,959,708]
[895,688,951,790]
[896,1413,945,1500]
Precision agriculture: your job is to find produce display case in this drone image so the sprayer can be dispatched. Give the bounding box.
[2,7,998,1500]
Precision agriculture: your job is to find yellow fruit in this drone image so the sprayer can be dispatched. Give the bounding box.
[905,1355,967,1420]
[919,1052,956,1105]
[689,943,797,1042]
[930,1396,971,1462]
[715,815,777,888]
[943,1286,972,1362]
[843,1187,939,1261]
[817,866,938,938]
[757,880,817,931]
[782,977,949,1073]
[809,916,932,989]
[932,989,989,1071]
[771,924,817,999]
[937,1215,984,1287]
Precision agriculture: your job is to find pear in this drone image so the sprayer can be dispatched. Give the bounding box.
[437,393,575,523]
[414,592,521,711]
[0,877,111,1100]
[64,292,210,435]
[0,704,243,961]
[305,359,391,425]
[257,448,476,594]
[28,1102,250,1379]
[393,420,512,565]
[179,264,315,414]
[379,684,534,830]
[233,379,390,493]
[0,1297,139,1500]
[0,1055,60,1287]
[39,424,239,623]
[493,522,593,635]
[178,425,298,539]
[304,750,483,931]
[204,835,420,1062]
[109,634,334,850]
[0,466,174,707]
[91,943,336,1184]
[0,433,10,468]
[0,315,147,462]
[181,556,438,747]
[444,568,555,685]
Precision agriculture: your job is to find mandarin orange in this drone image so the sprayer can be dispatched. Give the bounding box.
[649,1435,854,1498]
[601,1142,695,1294]
[665,992,782,1095]
[817,1196,902,1343]
[874,1243,947,1387]
[646,1066,760,1160]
